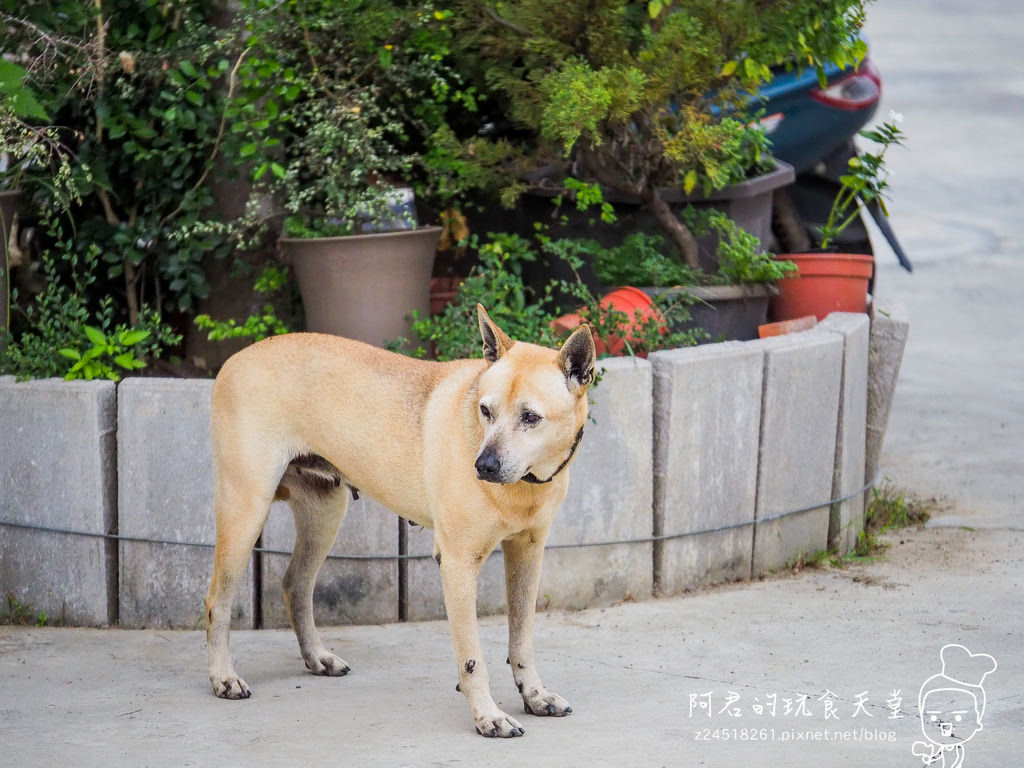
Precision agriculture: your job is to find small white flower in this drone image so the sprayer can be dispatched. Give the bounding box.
[888,109,904,124]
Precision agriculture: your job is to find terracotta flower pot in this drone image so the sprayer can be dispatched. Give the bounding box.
[429,276,460,316]
[281,226,440,348]
[769,252,874,322]
[551,287,667,357]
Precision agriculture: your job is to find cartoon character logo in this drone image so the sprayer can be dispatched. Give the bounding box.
[912,644,997,767]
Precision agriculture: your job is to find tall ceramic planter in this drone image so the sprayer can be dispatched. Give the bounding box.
[769,252,874,321]
[281,226,441,348]
[0,189,20,345]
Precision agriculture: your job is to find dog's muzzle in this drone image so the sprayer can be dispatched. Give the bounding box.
[475,447,504,483]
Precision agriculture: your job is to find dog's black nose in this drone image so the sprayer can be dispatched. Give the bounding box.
[475,449,502,481]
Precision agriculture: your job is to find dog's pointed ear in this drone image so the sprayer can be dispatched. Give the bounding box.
[556,325,596,395]
[477,304,514,363]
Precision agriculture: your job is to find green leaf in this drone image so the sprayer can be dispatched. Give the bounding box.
[114,353,136,369]
[683,170,698,195]
[648,0,663,18]
[58,348,81,361]
[179,60,198,78]
[119,329,151,346]
[83,326,107,347]
[0,60,49,120]
[720,60,738,77]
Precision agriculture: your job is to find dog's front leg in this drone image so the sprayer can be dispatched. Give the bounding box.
[502,530,573,718]
[438,548,525,738]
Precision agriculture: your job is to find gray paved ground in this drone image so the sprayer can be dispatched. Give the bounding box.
[2,1,1023,765]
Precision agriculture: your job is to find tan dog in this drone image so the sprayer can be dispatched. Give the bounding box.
[204,305,596,738]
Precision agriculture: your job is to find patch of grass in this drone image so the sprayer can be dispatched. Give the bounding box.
[2,592,49,627]
[785,548,830,572]
[833,481,930,565]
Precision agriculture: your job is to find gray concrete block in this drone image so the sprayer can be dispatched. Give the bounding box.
[117,378,253,629]
[650,343,763,594]
[0,379,117,625]
[819,313,870,555]
[261,495,399,628]
[405,526,507,622]
[751,331,843,576]
[866,300,910,483]
[541,357,654,609]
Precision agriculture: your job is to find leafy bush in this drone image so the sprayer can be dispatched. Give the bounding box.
[683,209,796,284]
[591,232,697,287]
[1,218,179,381]
[193,266,292,343]
[450,0,872,266]
[590,208,795,287]
[400,231,700,361]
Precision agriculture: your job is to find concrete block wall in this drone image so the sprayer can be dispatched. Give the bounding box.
[0,378,117,626]
[751,331,843,576]
[866,300,910,483]
[261,495,400,628]
[540,357,654,610]
[117,379,253,629]
[819,314,870,555]
[649,343,763,594]
[0,310,890,626]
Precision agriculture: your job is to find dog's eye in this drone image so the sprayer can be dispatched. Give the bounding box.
[521,410,541,426]
[479,404,491,420]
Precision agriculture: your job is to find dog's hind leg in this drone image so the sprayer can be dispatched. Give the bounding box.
[282,482,351,677]
[205,477,274,700]
[503,529,573,718]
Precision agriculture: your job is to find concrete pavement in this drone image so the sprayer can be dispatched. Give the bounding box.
[1,524,1021,767]
[2,0,1023,765]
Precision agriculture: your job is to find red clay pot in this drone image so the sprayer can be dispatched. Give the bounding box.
[551,287,667,357]
[429,276,460,316]
[770,253,874,322]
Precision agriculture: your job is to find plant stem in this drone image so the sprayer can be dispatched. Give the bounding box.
[644,191,700,268]
[159,47,251,229]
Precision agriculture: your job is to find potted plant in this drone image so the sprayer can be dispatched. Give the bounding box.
[771,116,906,321]
[271,91,442,349]
[218,1,464,349]
[587,209,795,342]
[444,0,868,271]
[399,231,699,362]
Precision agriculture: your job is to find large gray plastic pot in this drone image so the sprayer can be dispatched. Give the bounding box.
[281,226,440,349]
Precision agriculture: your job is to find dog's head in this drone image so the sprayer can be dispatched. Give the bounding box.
[473,305,596,485]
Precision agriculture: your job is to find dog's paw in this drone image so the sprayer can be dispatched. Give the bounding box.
[522,689,572,717]
[474,712,525,738]
[211,675,251,700]
[303,650,351,677]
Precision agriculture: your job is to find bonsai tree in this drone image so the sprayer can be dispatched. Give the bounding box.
[450,0,873,268]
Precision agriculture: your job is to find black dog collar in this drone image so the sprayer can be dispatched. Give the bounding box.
[521,426,585,485]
